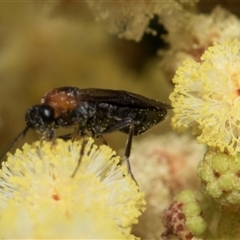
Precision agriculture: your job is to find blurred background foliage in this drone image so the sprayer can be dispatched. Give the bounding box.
[0,1,238,156]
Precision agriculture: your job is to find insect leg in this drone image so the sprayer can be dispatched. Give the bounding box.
[103,119,132,134]
[71,138,88,178]
[124,123,138,184]
[99,135,108,145]
[58,128,88,141]
[58,133,72,141]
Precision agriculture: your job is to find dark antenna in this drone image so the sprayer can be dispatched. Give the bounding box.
[0,126,29,160]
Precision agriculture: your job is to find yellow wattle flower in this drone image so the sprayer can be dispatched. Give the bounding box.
[0,138,145,239]
[170,39,240,155]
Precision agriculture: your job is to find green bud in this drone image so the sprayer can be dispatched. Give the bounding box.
[175,190,206,237]
[186,216,206,236]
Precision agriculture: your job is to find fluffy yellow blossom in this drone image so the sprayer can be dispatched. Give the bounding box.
[0,138,145,239]
[170,39,240,155]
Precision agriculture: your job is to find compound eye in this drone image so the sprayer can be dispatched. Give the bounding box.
[40,105,55,121]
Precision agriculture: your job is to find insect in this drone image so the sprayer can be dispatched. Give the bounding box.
[0,87,171,181]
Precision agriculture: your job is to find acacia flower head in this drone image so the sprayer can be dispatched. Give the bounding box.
[0,138,145,239]
[170,39,240,155]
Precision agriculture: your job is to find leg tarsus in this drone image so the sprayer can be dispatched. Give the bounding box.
[58,133,72,141]
[71,138,88,178]
[99,135,108,146]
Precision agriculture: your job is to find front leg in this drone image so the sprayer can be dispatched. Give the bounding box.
[37,127,55,141]
[101,119,133,135]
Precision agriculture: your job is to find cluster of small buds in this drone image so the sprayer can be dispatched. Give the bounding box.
[162,201,192,240]
[198,149,240,206]
[162,190,206,240]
